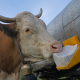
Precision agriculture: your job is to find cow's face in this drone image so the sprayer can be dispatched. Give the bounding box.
[15,11,62,61]
[0,9,62,62]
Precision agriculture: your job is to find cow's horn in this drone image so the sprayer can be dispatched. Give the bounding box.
[35,8,43,18]
[0,15,16,23]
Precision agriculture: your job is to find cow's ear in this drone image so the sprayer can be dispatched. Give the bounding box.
[0,22,17,37]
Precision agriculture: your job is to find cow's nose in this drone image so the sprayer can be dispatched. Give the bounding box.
[50,43,62,53]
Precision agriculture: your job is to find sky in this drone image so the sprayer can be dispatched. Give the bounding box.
[0,0,72,25]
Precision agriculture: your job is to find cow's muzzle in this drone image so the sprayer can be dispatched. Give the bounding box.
[50,43,62,53]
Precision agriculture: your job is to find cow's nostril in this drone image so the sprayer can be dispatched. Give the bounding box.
[52,46,57,49]
[50,43,62,53]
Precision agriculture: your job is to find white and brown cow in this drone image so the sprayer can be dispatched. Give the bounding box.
[0,9,62,80]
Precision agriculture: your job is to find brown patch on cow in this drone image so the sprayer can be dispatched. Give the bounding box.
[1,22,17,31]
[0,31,22,74]
[0,22,17,38]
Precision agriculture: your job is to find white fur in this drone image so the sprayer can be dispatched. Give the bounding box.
[0,71,18,80]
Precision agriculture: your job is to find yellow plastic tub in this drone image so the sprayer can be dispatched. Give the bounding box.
[56,35,80,70]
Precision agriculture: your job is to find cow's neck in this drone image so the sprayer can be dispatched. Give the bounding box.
[0,63,22,80]
[0,31,22,80]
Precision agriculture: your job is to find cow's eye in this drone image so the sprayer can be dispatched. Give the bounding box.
[25,29,30,32]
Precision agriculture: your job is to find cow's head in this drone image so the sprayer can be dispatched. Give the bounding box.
[0,9,62,62]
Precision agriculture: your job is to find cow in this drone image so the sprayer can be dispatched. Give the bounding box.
[0,8,62,80]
